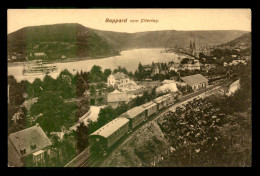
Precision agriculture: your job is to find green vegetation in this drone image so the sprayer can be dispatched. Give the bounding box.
[88,86,158,135]
[219,32,251,48]
[8,23,248,62]
[8,23,119,61]
[156,63,251,167]
[93,28,248,50]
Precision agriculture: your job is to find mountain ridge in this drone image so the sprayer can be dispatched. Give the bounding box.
[8,23,249,61]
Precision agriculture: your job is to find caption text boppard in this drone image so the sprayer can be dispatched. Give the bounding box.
[105,18,159,23]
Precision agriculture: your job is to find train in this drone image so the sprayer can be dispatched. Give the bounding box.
[89,93,177,155]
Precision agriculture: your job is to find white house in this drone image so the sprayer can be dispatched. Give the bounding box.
[34,52,46,57]
[223,62,229,67]
[107,72,130,89]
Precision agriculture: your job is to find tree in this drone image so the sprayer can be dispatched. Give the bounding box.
[57,69,73,80]
[107,86,115,93]
[98,106,116,125]
[181,58,190,64]
[76,122,89,152]
[90,85,96,96]
[42,74,56,91]
[138,62,143,73]
[90,65,103,82]
[103,69,112,81]
[199,52,206,59]
[98,89,102,96]
[30,92,73,133]
[76,77,86,97]
[116,102,129,116]
[135,96,145,106]
[8,75,26,105]
[55,70,75,98]
[114,66,128,75]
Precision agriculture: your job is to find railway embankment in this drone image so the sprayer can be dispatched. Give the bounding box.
[100,119,171,167]
[100,85,226,167]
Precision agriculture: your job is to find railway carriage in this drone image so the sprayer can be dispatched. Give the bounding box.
[120,106,146,129]
[141,101,158,118]
[153,95,168,111]
[163,93,175,106]
[89,118,129,153]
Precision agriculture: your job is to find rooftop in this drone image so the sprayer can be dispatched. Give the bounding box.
[120,106,145,119]
[112,72,128,80]
[90,118,129,138]
[141,101,157,110]
[180,74,208,86]
[8,125,52,156]
[153,95,168,103]
[162,93,172,98]
[162,80,175,84]
[107,92,128,103]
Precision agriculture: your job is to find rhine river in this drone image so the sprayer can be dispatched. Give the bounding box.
[8,48,190,83]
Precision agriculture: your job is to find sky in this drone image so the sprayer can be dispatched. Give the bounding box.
[7,9,251,34]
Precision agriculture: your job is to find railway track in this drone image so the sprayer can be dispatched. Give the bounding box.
[65,80,230,167]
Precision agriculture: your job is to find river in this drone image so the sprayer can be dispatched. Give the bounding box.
[8,48,189,83]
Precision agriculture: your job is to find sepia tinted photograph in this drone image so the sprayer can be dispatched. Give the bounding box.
[7,9,252,167]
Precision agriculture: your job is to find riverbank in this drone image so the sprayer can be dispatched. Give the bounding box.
[7,53,122,67]
[8,48,187,83]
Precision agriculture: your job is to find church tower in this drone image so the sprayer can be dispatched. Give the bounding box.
[193,38,196,49]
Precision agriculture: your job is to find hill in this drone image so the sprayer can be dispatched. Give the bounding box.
[8,23,249,61]
[93,29,248,50]
[8,23,119,61]
[218,32,251,48]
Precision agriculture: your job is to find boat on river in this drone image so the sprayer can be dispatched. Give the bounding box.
[23,60,58,76]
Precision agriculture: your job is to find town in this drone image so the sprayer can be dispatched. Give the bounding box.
[7,9,251,167]
[8,39,251,167]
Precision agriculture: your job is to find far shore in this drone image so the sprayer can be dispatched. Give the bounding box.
[7,53,121,67]
[8,48,192,68]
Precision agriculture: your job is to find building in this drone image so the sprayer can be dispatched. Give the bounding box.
[168,62,177,71]
[34,52,46,57]
[180,74,208,90]
[203,64,216,72]
[152,64,160,75]
[107,90,129,108]
[8,124,55,167]
[236,59,247,65]
[182,59,201,70]
[11,56,17,60]
[107,72,130,89]
[223,62,229,67]
[61,55,67,59]
[162,80,176,84]
[243,56,251,62]
[229,59,247,66]
[142,65,152,71]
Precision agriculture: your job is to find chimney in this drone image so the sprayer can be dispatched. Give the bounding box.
[36,123,39,127]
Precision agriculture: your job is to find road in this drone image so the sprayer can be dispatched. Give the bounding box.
[65,80,231,167]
